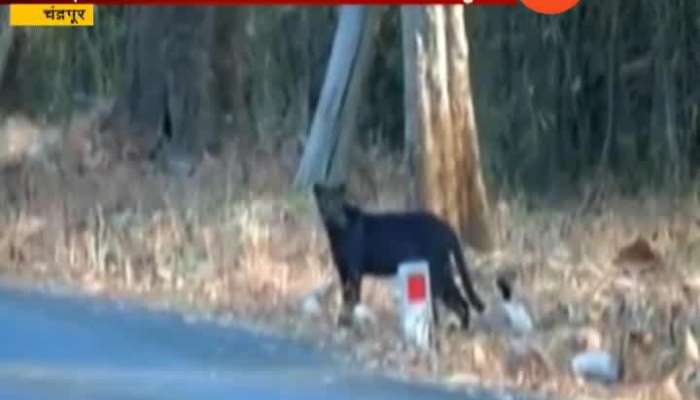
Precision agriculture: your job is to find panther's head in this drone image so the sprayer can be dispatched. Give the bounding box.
[313,182,349,228]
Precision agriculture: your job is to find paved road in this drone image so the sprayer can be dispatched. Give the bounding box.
[0,284,535,400]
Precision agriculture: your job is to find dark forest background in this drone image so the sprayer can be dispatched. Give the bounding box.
[1,4,699,197]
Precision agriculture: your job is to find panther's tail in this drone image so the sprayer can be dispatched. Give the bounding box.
[450,234,486,313]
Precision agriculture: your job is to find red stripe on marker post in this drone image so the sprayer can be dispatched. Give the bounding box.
[407,273,427,304]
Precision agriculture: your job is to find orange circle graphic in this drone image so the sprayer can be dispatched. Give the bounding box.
[521,0,581,15]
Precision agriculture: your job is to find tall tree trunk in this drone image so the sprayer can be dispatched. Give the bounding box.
[597,0,620,176]
[401,7,418,171]
[0,7,14,88]
[402,5,493,252]
[0,7,23,114]
[445,6,493,251]
[660,2,679,184]
[103,6,216,176]
[294,5,380,188]
[213,7,251,137]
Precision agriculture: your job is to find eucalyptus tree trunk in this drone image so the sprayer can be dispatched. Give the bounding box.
[402,5,493,251]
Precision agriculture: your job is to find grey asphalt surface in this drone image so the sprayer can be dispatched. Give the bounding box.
[0,284,538,400]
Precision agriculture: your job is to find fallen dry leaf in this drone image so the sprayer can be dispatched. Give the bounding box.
[613,237,663,273]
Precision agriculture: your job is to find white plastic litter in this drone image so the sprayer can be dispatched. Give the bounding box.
[571,350,620,384]
[502,301,534,336]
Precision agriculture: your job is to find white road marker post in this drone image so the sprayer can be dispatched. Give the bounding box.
[397,259,433,352]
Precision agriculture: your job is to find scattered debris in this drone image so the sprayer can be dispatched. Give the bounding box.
[436,300,461,332]
[501,301,535,336]
[299,281,335,318]
[301,292,322,317]
[506,338,551,382]
[482,275,535,336]
[613,237,663,273]
[571,350,620,384]
[444,372,480,389]
[353,303,378,327]
[573,327,603,351]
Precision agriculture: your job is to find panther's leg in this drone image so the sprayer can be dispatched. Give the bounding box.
[337,268,352,327]
[443,279,472,331]
[432,301,440,326]
[338,269,361,327]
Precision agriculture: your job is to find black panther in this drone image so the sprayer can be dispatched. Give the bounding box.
[313,182,485,330]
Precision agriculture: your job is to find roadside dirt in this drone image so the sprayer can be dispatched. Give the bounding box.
[1,113,700,400]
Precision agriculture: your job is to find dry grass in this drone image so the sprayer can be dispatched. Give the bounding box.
[1,111,700,399]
